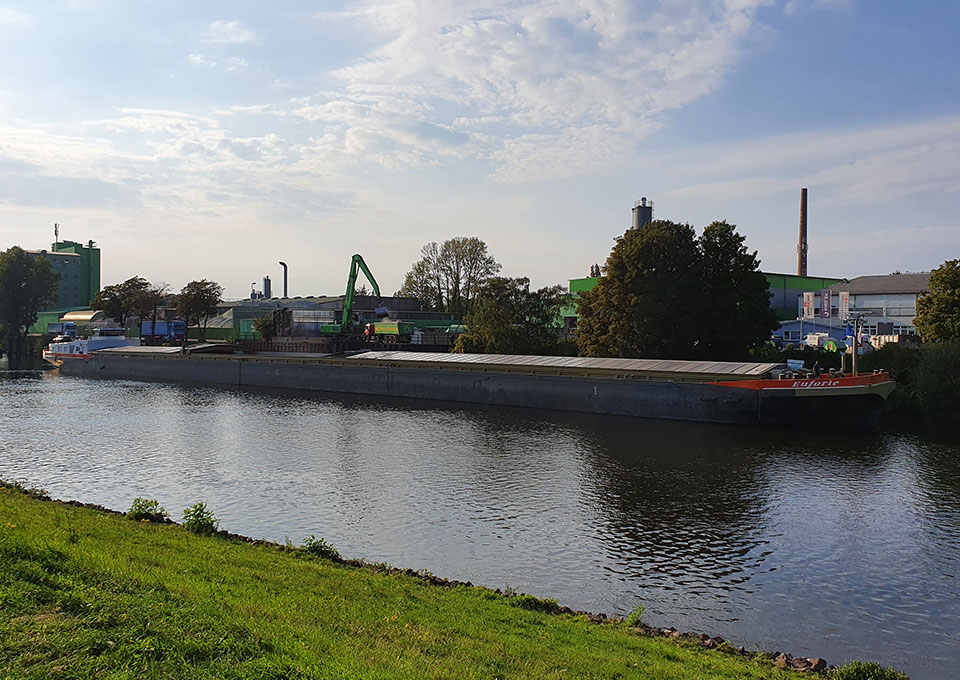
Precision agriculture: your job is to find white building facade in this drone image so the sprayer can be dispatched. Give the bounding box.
[827,273,929,336]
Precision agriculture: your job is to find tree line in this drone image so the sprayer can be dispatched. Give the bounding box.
[91,277,223,341]
[402,221,781,360]
[577,220,778,361]
[0,244,224,367]
[398,236,576,355]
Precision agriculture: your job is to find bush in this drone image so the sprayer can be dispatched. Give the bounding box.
[182,502,220,536]
[859,344,922,420]
[828,660,908,680]
[625,604,645,627]
[511,594,561,614]
[914,341,960,427]
[299,535,340,560]
[126,497,169,523]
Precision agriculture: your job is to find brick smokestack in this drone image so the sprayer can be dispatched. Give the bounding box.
[797,188,808,277]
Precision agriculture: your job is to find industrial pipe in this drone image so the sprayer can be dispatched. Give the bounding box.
[278,261,288,298]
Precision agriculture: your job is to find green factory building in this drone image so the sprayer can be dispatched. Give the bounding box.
[26,238,101,333]
[27,239,101,310]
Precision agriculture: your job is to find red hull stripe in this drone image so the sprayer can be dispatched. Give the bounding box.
[709,373,892,391]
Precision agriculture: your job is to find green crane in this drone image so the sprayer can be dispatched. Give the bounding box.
[320,254,387,335]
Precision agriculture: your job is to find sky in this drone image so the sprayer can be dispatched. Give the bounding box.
[1,0,958,300]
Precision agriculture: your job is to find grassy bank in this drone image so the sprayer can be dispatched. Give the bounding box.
[0,486,897,680]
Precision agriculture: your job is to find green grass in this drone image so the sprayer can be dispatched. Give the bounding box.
[0,487,798,679]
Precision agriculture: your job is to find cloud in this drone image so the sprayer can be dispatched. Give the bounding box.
[784,0,851,15]
[188,53,248,71]
[662,117,960,205]
[291,0,773,181]
[0,6,31,26]
[0,108,357,236]
[205,19,259,45]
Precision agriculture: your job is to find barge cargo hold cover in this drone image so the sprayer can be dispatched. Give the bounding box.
[50,346,895,429]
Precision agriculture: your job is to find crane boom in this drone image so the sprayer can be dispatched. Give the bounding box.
[341,254,383,327]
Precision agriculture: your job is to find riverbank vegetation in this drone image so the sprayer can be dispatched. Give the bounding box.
[454,276,577,356]
[0,247,60,369]
[0,483,876,680]
[859,341,960,430]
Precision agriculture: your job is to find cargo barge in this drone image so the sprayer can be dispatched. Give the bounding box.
[44,344,895,429]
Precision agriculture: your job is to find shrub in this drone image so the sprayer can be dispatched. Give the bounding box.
[299,535,340,560]
[511,594,561,614]
[828,660,908,680]
[859,344,922,419]
[126,497,169,523]
[914,341,960,427]
[625,604,645,627]
[252,316,275,342]
[182,502,220,536]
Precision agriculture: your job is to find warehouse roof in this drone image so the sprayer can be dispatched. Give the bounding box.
[61,310,107,322]
[827,273,930,295]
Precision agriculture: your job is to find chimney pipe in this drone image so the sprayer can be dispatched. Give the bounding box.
[797,188,808,277]
[278,261,288,298]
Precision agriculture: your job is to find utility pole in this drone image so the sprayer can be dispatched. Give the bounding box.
[850,314,862,378]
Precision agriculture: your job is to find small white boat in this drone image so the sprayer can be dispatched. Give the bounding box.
[42,328,140,367]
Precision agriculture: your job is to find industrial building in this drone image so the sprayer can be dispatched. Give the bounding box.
[26,238,101,310]
[827,273,929,335]
[202,295,456,341]
[25,235,102,334]
[774,273,930,343]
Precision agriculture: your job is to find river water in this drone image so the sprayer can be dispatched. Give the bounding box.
[1,367,958,679]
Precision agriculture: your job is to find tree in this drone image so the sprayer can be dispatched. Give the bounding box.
[697,221,778,360]
[145,283,171,338]
[129,287,153,339]
[252,315,275,341]
[176,279,223,341]
[91,276,150,327]
[577,220,701,359]
[0,247,60,367]
[577,220,776,361]
[398,237,500,315]
[915,259,960,343]
[455,277,572,355]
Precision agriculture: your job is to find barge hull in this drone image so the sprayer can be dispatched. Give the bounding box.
[61,353,770,426]
[55,350,893,428]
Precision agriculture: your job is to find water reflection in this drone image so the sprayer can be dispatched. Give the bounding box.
[0,371,958,680]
